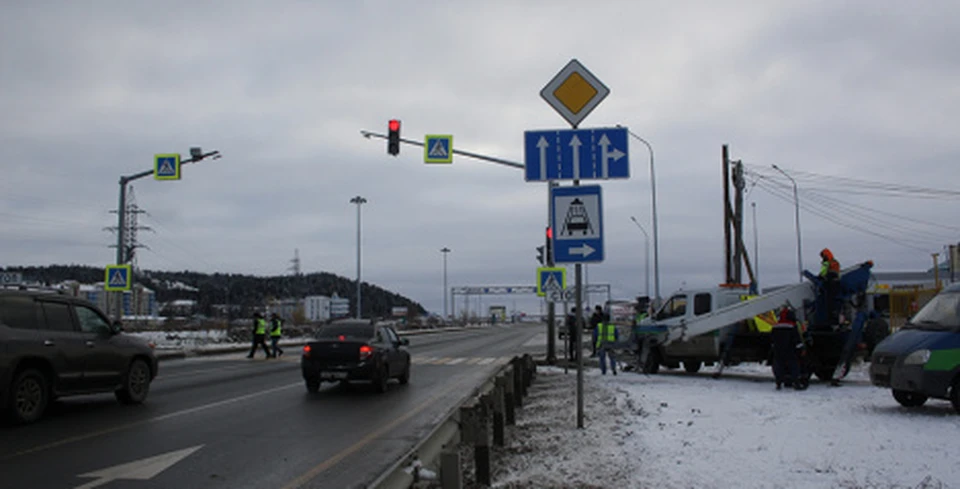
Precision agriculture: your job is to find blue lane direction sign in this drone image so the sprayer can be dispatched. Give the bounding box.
[524,127,629,182]
[551,185,604,264]
[536,267,566,297]
[104,265,132,291]
[424,135,453,164]
[154,154,181,180]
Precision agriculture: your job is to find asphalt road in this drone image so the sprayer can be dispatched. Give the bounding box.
[0,323,546,489]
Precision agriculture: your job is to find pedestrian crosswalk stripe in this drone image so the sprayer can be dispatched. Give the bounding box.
[478,357,498,365]
[445,358,466,365]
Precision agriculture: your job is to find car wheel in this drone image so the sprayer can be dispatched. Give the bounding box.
[398,362,410,385]
[374,365,389,393]
[950,378,960,415]
[115,359,151,405]
[683,361,702,373]
[305,378,320,393]
[892,389,928,408]
[8,369,49,424]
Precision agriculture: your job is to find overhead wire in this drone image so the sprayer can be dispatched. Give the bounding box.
[748,169,945,252]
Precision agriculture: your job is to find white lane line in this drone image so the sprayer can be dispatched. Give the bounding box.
[4,382,302,460]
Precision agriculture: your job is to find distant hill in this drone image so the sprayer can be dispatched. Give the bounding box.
[3,265,426,318]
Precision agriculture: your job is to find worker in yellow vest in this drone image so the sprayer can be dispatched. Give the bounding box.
[595,313,619,375]
[247,312,271,359]
[269,313,284,358]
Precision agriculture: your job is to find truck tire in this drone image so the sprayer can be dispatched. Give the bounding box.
[815,369,834,382]
[305,378,320,393]
[683,361,702,373]
[892,389,928,408]
[643,350,661,374]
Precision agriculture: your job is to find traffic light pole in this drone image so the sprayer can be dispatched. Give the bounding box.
[546,181,557,364]
[361,131,523,169]
[110,150,221,321]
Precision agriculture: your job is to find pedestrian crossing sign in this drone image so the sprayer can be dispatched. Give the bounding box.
[104,265,132,291]
[424,135,453,164]
[536,267,566,297]
[154,153,181,180]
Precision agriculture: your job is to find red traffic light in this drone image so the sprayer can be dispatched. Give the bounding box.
[389,119,401,131]
[546,226,553,239]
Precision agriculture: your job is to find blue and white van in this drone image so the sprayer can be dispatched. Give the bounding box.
[869,282,960,414]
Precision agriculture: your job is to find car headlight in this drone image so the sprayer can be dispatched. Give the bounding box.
[903,349,931,366]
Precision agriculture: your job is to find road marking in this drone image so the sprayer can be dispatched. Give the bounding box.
[74,445,203,489]
[2,382,301,461]
[279,379,469,489]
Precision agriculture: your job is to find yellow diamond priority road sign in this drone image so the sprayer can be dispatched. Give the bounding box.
[540,59,610,127]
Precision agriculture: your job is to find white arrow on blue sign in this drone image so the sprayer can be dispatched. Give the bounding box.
[551,184,604,264]
[524,127,629,182]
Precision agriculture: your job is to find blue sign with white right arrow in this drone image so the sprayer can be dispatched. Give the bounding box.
[551,184,604,264]
[524,127,629,182]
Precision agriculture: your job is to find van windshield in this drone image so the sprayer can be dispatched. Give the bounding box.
[903,292,960,331]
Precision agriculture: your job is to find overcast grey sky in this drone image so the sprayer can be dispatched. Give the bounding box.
[2,1,959,315]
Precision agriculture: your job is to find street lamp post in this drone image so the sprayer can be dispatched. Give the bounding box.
[629,216,651,298]
[620,127,660,305]
[772,165,803,282]
[440,247,451,320]
[350,195,367,318]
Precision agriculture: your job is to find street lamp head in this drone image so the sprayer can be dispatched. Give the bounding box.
[441,247,451,253]
[350,196,367,204]
[190,147,203,158]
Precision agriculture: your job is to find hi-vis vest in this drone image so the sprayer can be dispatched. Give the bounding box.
[255,318,267,335]
[740,295,776,333]
[270,318,282,337]
[596,323,616,347]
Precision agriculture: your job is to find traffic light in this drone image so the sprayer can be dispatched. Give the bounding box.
[545,226,553,265]
[536,245,545,265]
[388,119,401,156]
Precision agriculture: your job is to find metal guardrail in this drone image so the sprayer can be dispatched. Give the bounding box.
[370,354,537,489]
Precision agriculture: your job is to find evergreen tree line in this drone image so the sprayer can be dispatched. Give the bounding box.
[4,265,426,318]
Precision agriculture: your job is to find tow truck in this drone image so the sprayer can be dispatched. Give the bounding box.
[635,261,889,383]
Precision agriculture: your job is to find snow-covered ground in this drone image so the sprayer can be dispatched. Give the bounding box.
[473,362,958,489]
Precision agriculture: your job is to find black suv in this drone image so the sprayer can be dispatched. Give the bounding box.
[0,288,159,424]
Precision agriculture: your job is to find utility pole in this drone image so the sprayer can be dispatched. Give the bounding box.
[722,145,732,284]
[733,160,745,284]
[546,181,557,364]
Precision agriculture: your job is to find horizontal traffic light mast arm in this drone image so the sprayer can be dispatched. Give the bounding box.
[360,130,523,170]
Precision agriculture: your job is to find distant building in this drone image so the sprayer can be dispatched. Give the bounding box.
[61,281,158,317]
[304,295,331,322]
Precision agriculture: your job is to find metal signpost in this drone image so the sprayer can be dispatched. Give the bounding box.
[529,59,626,429]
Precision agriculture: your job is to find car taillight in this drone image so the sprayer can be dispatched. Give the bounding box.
[359,345,373,361]
[302,345,311,358]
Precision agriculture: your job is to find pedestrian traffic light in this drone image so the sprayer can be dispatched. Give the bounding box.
[537,245,545,265]
[388,119,401,156]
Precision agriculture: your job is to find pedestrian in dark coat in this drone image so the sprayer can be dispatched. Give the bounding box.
[771,307,806,390]
[589,305,603,358]
[247,312,271,359]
